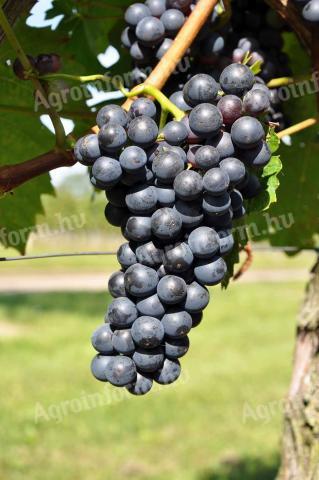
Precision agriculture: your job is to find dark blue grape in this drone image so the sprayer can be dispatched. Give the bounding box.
[162,309,192,338]
[206,131,235,159]
[96,104,128,128]
[121,27,136,48]
[157,275,187,304]
[112,329,135,354]
[217,228,234,255]
[117,242,137,270]
[219,157,246,186]
[151,207,182,240]
[160,9,185,36]
[130,42,153,64]
[156,38,173,59]
[169,91,192,112]
[153,358,181,384]
[202,192,231,215]
[136,293,166,318]
[126,372,153,395]
[124,216,152,242]
[303,0,319,22]
[194,145,220,170]
[230,189,244,211]
[194,256,227,286]
[183,74,219,106]
[152,151,185,184]
[173,199,203,228]
[105,204,128,227]
[129,97,157,119]
[91,324,114,354]
[92,157,122,189]
[203,168,230,195]
[136,16,165,46]
[128,115,159,147]
[239,140,271,168]
[124,3,151,26]
[231,116,265,149]
[105,355,137,386]
[182,281,210,313]
[145,0,166,17]
[189,103,223,138]
[163,242,194,273]
[243,88,270,116]
[133,347,164,372]
[107,297,138,328]
[79,134,101,164]
[191,311,203,328]
[135,241,163,267]
[105,185,128,208]
[98,123,127,153]
[131,316,164,348]
[125,184,158,214]
[188,226,220,258]
[156,181,176,207]
[124,264,159,297]
[173,170,203,201]
[165,336,189,359]
[91,354,113,382]
[220,63,255,96]
[108,271,126,298]
[217,95,243,126]
[163,121,188,146]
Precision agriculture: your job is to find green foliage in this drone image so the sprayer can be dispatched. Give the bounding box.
[249,33,319,248]
[0,0,131,253]
[247,128,283,213]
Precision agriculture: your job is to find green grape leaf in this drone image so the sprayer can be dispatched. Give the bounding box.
[249,32,319,248]
[266,127,280,153]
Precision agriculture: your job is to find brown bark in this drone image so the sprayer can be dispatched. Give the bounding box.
[277,259,319,480]
[0,150,75,193]
[265,0,311,52]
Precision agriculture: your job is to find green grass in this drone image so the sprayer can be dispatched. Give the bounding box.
[0,280,304,480]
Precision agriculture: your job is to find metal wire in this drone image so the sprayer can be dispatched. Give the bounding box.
[0,246,318,262]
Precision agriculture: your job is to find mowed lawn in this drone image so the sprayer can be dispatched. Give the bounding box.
[0,281,304,480]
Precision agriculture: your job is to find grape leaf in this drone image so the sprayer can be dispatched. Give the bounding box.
[249,32,319,248]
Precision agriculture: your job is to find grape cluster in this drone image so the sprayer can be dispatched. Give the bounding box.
[121,0,291,132]
[121,0,192,83]
[293,0,319,23]
[74,62,272,395]
[13,53,61,80]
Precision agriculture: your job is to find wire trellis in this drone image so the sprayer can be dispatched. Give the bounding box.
[0,246,318,262]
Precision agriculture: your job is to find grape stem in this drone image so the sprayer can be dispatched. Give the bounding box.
[39,73,110,84]
[264,0,311,52]
[120,83,185,121]
[277,118,317,139]
[233,243,253,281]
[267,77,296,88]
[0,150,75,195]
[0,6,66,150]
